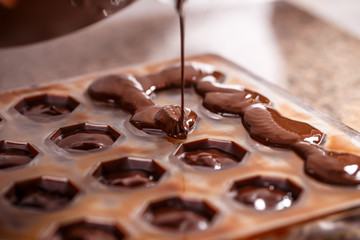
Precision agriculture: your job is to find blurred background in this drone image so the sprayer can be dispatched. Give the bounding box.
[0,0,360,130]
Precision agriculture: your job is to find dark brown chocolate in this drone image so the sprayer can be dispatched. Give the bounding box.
[50,123,120,152]
[5,177,79,211]
[180,149,240,170]
[0,0,136,47]
[14,94,79,120]
[0,140,38,170]
[293,142,360,186]
[230,176,302,211]
[175,139,247,170]
[87,63,224,139]
[92,157,165,189]
[143,197,217,233]
[242,104,324,148]
[51,220,125,240]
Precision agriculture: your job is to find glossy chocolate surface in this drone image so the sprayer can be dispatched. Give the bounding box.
[0,141,38,169]
[0,0,136,47]
[50,123,120,152]
[143,197,217,233]
[5,177,79,211]
[230,176,302,211]
[14,94,79,120]
[51,220,125,240]
[176,139,247,170]
[92,157,165,189]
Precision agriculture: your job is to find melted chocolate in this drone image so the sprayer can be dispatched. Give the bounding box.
[231,176,301,211]
[92,157,165,189]
[6,177,79,211]
[53,221,125,240]
[180,149,240,170]
[143,197,216,233]
[242,104,323,148]
[235,186,293,211]
[0,141,38,170]
[87,63,225,139]
[100,170,156,188]
[50,123,120,152]
[0,149,34,169]
[0,0,136,47]
[151,209,209,232]
[14,94,79,120]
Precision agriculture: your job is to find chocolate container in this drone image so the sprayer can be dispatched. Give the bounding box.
[1,54,360,239]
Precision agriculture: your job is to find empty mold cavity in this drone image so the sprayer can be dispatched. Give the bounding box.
[92,157,166,189]
[0,140,39,170]
[14,94,79,120]
[4,176,80,211]
[143,196,217,233]
[50,123,120,152]
[229,176,302,211]
[175,139,247,170]
[48,219,126,240]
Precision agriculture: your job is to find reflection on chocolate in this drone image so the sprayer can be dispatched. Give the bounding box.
[143,197,217,233]
[175,139,247,170]
[203,91,269,117]
[5,176,79,211]
[230,176,302,211]
[0,0,136,47]
[293,142,360,186]
[100,171,156,188]
[0,140,38,169]
[51,220,125,240]
[180,149,239,170]
[50,123,120,152]
[242,104,324,148]
[14,94,79,120]
[92,157,165,189]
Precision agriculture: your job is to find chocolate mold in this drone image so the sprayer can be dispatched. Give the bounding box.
[229,175,302,211]
[49,122,121,153]
[47,218,126,240]
[142,196,217,233]
[0,140,39,170]
[92,157,166,190]
[4,176,80,211]
[1,55,360,239]
[174,138,248,170]
[14,94,80,121]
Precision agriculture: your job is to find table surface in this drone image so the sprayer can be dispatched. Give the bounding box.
[1,0,360,131]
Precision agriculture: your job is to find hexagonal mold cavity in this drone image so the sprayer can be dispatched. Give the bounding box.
[143,196,217,233]
[175,139,247,170]
[48,219,126,240]
[229,176,302,211]
[92,157,166,190]
[14,94,79,120]
[5,176,80,211]
[50,123,120,152]
[0,140,39,170]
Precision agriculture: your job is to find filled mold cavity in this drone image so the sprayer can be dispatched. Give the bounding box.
[0,140,39,170]
[4,176,80,211]
[175,139,247,170]
[49,123,120,152]
[14,94,79,120]
[92,157,166,189]
[142,196,217,233]
[48,219,126,240]
[229,176,302,211]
